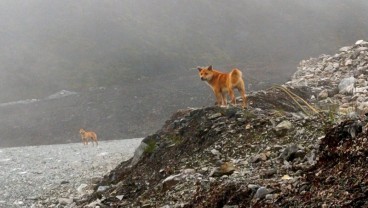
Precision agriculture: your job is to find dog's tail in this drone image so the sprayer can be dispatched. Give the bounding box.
[230,68,243,84]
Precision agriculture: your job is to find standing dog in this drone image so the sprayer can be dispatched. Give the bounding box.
[79,128,98,146]
[198,65,247,108]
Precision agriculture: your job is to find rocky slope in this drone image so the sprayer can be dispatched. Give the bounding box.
[287,39,368,117]
[62,41,368,207]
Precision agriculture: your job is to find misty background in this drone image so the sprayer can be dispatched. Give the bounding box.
[1,0,368,147]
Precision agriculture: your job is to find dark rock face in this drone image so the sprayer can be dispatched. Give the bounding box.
[271,120,368,207]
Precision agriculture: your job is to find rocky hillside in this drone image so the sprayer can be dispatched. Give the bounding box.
[61,41,368,207]
[288,39,368,117]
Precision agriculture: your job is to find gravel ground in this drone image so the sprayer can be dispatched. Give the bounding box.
[0,138,143,208]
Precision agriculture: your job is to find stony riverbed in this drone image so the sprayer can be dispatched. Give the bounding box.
[0,138,143,208]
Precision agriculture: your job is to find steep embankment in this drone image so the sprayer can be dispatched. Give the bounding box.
[68,40,368,207]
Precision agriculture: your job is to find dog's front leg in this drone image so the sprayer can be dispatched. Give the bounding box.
[221,92,228,106]
[214,90,224,107]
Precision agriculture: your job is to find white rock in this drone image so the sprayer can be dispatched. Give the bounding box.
[210,149,221,156]
[338,77,355,95]
[275,120,293,131]
[357,102,368,113]
[324,64,334,72]
[97,152,109,156]
[181,169,196,174]
[77,183,88,193]
[116,195,124,200]
[248,184,259,190]
[86,199,102,208]
[13,201,24,205]
[345,59,353,66]
[318,89,329,99]
[97,186,109,192]
[356,40,368,45]
[355,86,368,93]
[339,46,352,52]
[357,47,368,52]
[58,198,73,205]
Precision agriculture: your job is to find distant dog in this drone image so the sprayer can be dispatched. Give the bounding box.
[79,128,98,146]
[198,65,247,107]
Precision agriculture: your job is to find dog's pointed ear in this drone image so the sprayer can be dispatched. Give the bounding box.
[208,65,213,71]
[197,67,203,72]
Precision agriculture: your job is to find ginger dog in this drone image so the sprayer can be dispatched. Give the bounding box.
[198,65,247,108]
[79,128,98,146]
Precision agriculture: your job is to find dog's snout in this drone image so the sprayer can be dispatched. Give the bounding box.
[201,77,205,80]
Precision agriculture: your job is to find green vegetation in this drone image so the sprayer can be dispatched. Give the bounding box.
[167,134,183,145]
[144,140,157,154]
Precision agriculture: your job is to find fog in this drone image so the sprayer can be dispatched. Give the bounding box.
[1,1,368,147]
[0,0,367,102]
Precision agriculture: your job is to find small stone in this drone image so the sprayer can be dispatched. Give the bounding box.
[339,46,352,52]
[13,201,24,205]
[210,149,221,157]
[248,184,259,191]
[58,198,73,205]
[355,40,368,45]
[254,187,271,199]
[275,120,293,131]
[116,195,124,200]
[280,144,298,161]
[318,89,329,99]
[273,145,283,151]
[250,153,267,163]
[261,168,277,178]
[245,123,252,129]
[324,64,334,72]
[345,59,353,66]
[338,77,355,95]
[26,196,39,200]
[77,184,88,193]
[208,113,222,119]
[97,186,109,192]
[181,168,195,174]
[265,194,274,200]
[259,153,268,161]
[357,47,368,52]
[281,175,293,180]
[162,174,182,191]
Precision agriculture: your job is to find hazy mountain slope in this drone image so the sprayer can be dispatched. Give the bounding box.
[0,72,211,147]
[1,1,368,101]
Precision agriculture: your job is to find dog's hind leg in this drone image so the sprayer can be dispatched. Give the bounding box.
[236,82,247,108]
[229,88,236,105]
